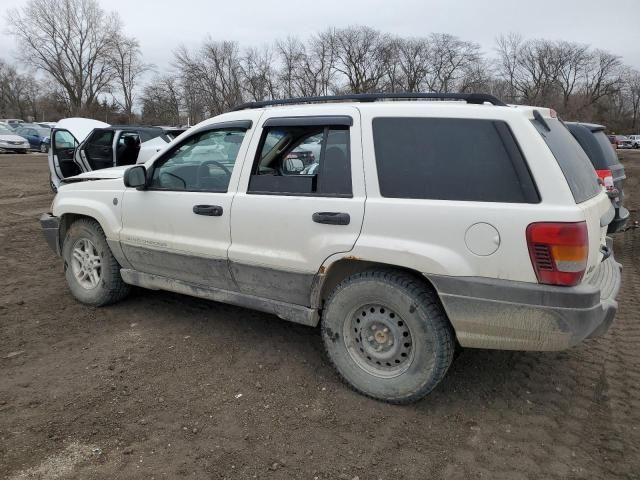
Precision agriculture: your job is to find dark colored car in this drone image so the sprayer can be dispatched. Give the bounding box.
[15,124,51,152]
[568,122,629,233]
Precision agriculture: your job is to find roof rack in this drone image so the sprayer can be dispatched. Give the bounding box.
[230,92,507,111]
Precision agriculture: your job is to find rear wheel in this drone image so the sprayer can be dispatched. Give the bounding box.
[62,219,130,306]
[321,270,455,404]
[40,142,48,153]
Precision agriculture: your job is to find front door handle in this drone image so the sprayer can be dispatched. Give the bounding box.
[312,212,350,225]
[193,204,223,216]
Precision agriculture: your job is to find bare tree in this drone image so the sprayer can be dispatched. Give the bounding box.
[174,39,243,116]
[424,34,481,93]
[241,46,279,102]
[7,0,122,114]
[395,37,430,92]
[621,69,640,131]
[332,26,391,93]
[276,36,305,98]
[109,34,152,122]
[583,50,623,106]
[140,75,181,125]
[0,60,40,119]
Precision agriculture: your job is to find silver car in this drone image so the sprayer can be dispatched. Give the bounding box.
[0,125,30,153]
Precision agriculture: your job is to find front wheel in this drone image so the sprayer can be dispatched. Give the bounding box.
[62,219,130,306]
[321,270,455,404]
[40,143,48,153]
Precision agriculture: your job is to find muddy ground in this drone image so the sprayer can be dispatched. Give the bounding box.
[1,151,639,480]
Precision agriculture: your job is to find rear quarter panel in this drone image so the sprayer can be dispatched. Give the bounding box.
[344,104,592,283]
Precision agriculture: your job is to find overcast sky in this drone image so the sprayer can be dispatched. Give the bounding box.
[2,0,639,72]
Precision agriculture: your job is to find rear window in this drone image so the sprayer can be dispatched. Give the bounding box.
[592,131,620,167]
[532,118,600,203]
[567,124,609,169]
[372,117,539,203]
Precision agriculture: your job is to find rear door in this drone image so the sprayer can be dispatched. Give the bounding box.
[77,129,116,171]
[228,108,365,306]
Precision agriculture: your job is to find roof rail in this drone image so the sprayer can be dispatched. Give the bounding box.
[230,92,507,111]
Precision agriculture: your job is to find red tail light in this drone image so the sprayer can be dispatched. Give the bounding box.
[526,222,588,286]
[596,169,614,191]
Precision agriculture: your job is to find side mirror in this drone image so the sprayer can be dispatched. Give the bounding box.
[124,165,147,189]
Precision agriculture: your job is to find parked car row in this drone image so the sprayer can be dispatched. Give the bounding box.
[41,93,623,404]
[608,134,636,149]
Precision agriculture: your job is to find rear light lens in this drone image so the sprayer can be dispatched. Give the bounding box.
[526,222,588,286]
[596,169,614,191]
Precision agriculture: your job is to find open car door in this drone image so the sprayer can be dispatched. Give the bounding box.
[48,118,109,191]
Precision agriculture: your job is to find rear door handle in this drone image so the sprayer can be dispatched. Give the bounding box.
[193,204,223,216]
[312,212,350,225]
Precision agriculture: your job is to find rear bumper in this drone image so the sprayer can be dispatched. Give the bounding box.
[40,213,61,256]
[427,240,622,351]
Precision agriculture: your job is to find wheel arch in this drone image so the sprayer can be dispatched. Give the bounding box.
[314,258,441,310]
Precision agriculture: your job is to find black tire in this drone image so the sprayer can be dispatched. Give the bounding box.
[62,218,130,306]
[40,143,48,153]
[321,270,455,404]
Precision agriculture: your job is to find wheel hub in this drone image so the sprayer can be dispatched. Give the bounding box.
[344,304,413,378]
[70,238,102,290]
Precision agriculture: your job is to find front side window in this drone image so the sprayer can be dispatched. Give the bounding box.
[248,125,351,196]
[149,128,246,192]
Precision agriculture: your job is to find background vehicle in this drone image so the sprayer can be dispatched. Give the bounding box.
[48,118,180,191]
[0,118,25,129]
[15,124,51,152]
[567,122,629,233]
[628,134,640,148]
[608,134,633,149]
[40,93,621,404]
[0,124,30,153]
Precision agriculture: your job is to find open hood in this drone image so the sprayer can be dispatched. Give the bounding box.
[67,165,132,181]
[56,117,110,143]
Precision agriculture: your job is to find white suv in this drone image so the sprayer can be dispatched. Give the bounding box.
[40,93,622,404]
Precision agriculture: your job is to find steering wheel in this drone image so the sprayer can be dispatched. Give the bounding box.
[198,160,232,184]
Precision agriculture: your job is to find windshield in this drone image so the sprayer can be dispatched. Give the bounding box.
[0,126,13,135]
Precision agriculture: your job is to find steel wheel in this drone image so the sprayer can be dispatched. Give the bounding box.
[70,238,102,289]
[343,303,414,378]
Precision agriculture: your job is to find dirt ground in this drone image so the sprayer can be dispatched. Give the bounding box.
[1,151,639,480]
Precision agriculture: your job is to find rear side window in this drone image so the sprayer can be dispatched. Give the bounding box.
[532,118,600,203]
[372,117,539,203]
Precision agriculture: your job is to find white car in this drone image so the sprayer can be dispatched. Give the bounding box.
[0,124,30,153]
[48,118,186,191]
[628,134,640,148]
[40,93,621,404]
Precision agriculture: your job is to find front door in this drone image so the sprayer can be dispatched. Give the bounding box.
[48,129,80,188]
[119,122,254,290]
[228,108,366,306]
